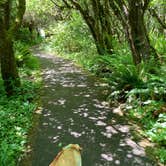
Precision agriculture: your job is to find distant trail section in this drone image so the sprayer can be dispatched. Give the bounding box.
[20,51,156,166]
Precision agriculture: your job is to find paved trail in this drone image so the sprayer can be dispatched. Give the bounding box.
[20,51,156,166]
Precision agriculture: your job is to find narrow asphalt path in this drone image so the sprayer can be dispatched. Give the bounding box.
[20,51,156,166]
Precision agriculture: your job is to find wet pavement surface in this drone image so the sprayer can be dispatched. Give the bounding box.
[20,52,156,166]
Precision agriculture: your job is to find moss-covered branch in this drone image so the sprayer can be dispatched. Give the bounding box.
[9,0,26,35]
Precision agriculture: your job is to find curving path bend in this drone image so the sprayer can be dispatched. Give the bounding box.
[20,51,156,166]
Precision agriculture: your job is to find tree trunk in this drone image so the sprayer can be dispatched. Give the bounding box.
[0,0,25,96]
[109,0,157,65]
[68,0,113,55]
[127,1,152,64]
[0,38,20,96]
[92,0,113,55]
[81,12,113,55]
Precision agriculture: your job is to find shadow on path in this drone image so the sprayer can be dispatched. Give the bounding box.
[20,51,156,166]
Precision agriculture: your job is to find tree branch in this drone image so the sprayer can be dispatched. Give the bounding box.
[9,0,26,35]
[49,0,70,10]
[149,8,166,29]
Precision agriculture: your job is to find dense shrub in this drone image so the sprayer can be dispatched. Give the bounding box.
[15,28,42,46]
[14,41,40,69]
[0,67,40,165]
[43,11,96,58]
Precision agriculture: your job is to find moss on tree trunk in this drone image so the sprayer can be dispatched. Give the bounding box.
[0,0,25,96]
[0,38,20,96]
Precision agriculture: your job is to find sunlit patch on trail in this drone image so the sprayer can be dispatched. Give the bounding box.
[114,125,130,133]
[96,121,107,126]
[101,153,113,161]
[70,131,82,138]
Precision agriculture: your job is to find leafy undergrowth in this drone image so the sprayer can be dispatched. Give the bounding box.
[41,11,97,71]
[92,53,166,164]
[0,50,41,165]
[16,28,43,47]
[41,11,166,164]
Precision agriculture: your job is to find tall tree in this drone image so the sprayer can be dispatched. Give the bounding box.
[0,0,26,96]
[109,0,157,65]
[51,0,114,55]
